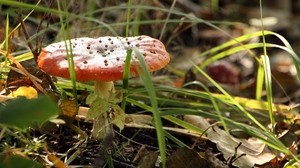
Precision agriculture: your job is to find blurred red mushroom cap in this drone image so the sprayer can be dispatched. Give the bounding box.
[37,36,170,81]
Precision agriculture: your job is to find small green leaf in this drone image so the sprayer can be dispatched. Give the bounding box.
[0,96,59,129]
[86,93,110,119]
[86,92,99,105]
[86,92,123,120]
[111,105,125,130]
[86,92,125,138]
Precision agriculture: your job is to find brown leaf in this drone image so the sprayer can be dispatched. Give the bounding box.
[59,98,78,120]
[207,126,275,168]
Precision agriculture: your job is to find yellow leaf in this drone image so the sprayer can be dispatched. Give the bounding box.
[8,86,38,99]
[59,99,78,119]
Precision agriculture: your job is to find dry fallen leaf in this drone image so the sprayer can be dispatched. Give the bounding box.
[59,98,78,119]
[183,115,276,167]
[207,126,275,168]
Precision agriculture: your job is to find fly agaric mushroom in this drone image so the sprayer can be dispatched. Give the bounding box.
[38,36,169,98]
[37,35,170,137]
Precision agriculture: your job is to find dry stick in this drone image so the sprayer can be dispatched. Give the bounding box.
[190,122,220,149]
[227,142,246,165]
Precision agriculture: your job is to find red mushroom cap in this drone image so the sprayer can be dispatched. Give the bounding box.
[37,36,170,82]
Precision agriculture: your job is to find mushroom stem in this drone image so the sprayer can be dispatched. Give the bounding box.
[94,81,115,99]
[92,81,115,138]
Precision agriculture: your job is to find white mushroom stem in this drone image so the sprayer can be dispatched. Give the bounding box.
[94,81,115,99]
[91,81,115,138]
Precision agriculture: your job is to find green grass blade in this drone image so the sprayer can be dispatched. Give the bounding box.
[0,0,67,15]
[191,30,300,79]
[162,115,205,134]
[193,64,267,131]
[125,98,204,145]
[183,81,228,131]
[132,3,142,36]
[261,55,274,131]
[161,108,290,154]
[121,50,132,110]
[132,48,166,167]
[199,43,299,69]
[256,58,264,100]
[164,131,189,148]
[259,1,267,56]
[125,0,132,36]
[57,1,78,104]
